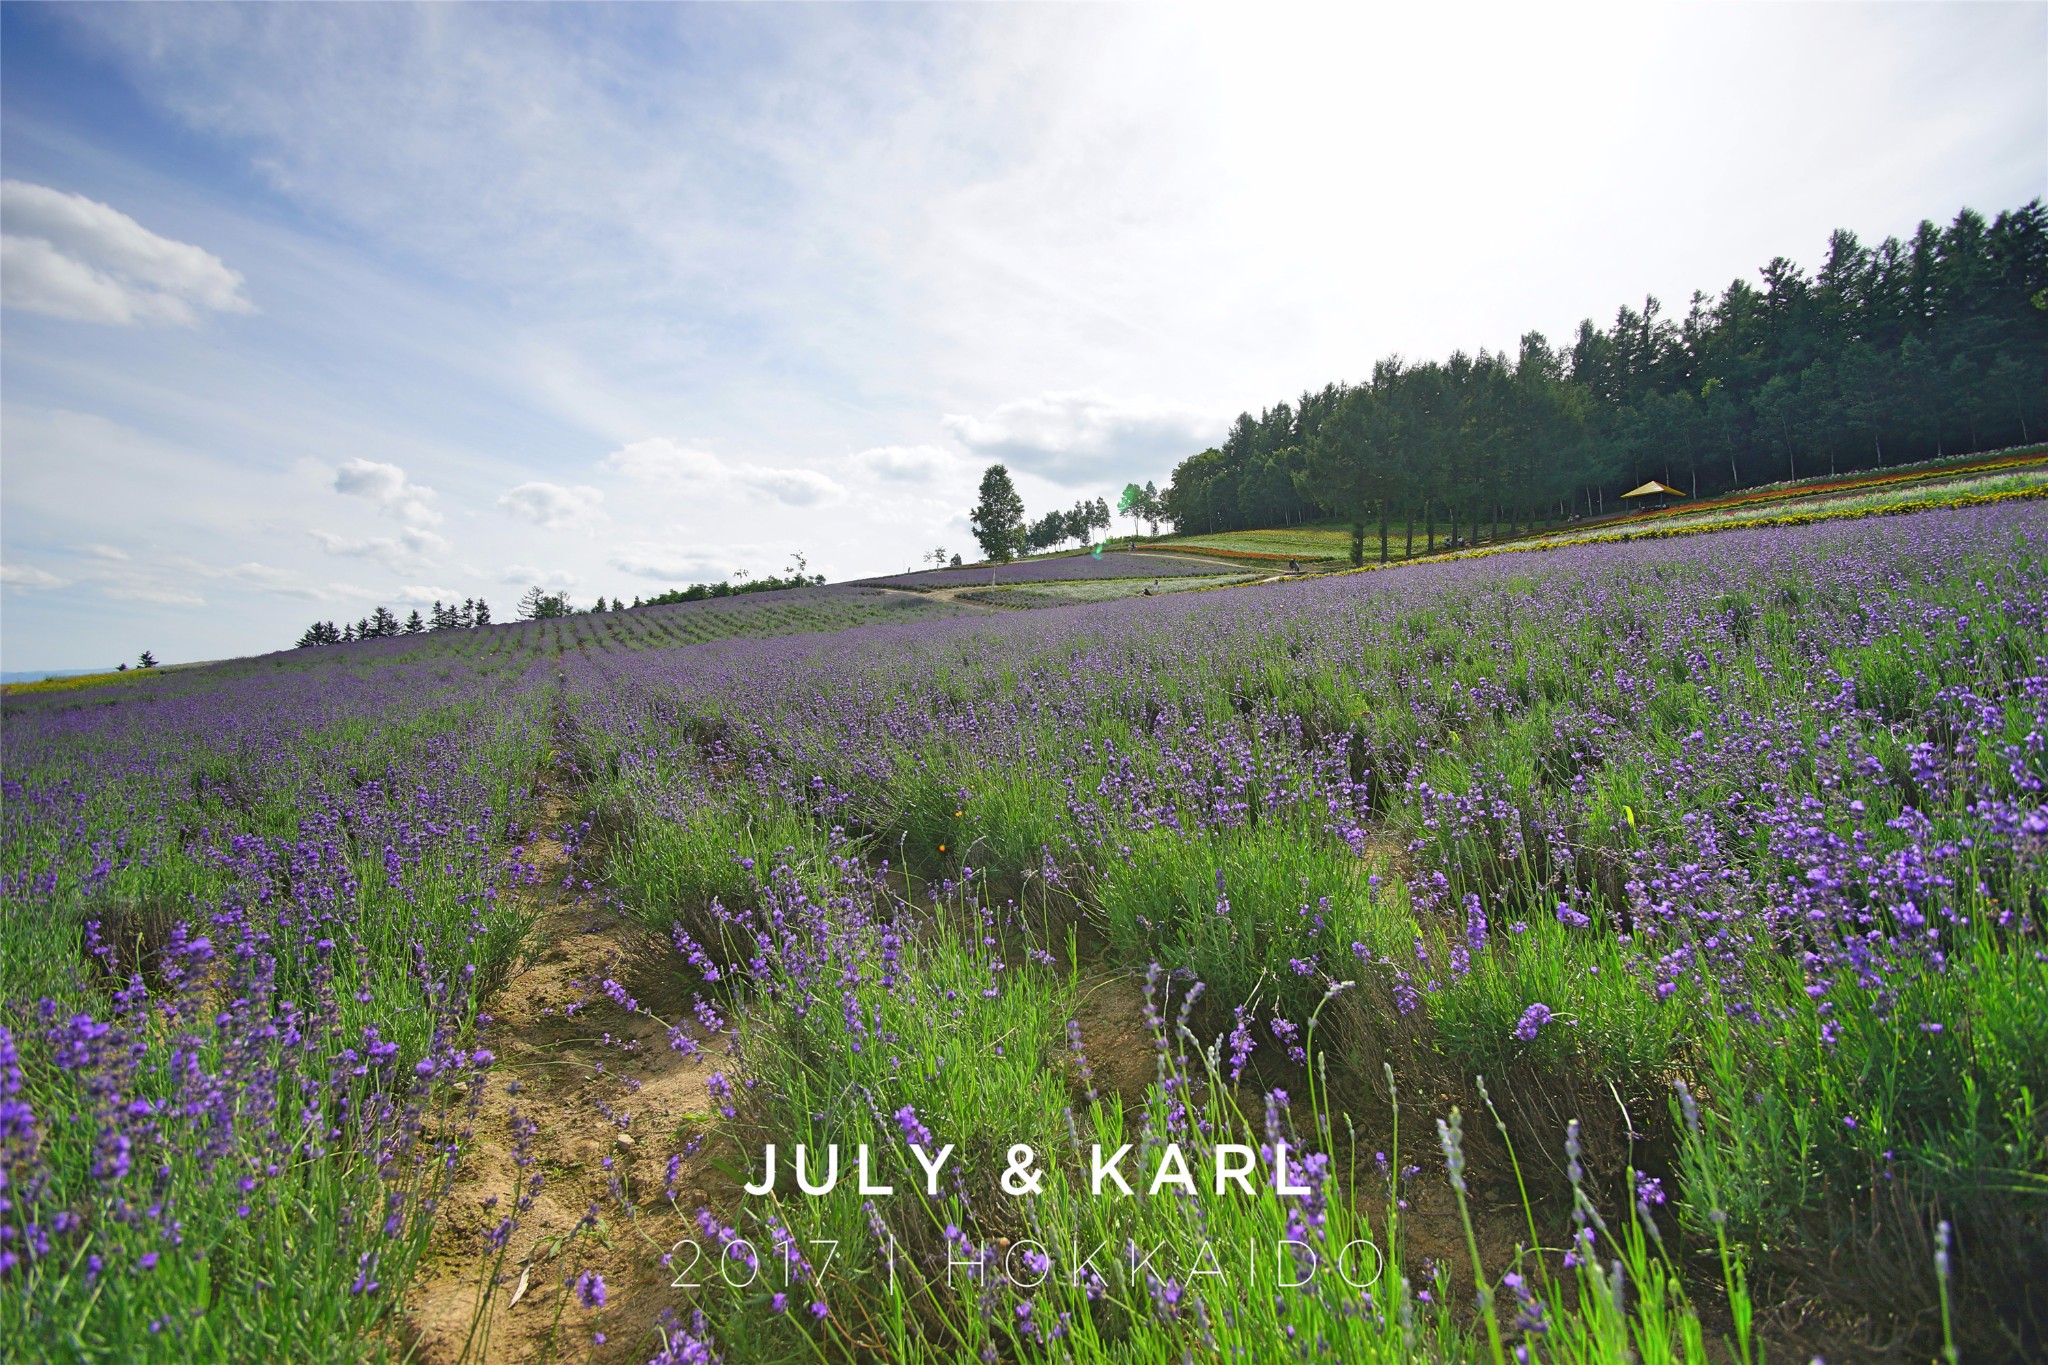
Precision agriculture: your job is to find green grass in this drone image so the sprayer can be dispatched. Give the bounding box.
[10,501,2041,1362]
[1511,468,2048,549]
[1148,526,1355,559]
[956,574,1258,608]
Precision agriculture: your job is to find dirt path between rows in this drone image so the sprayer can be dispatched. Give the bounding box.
[882,584,1009,608]
[399,793,734,1365]
[877,562,1306,612]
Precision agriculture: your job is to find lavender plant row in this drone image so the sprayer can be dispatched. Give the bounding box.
[3,501,2042,1361]
[575,501,2045,1358]
[862,549,1236,588]
[3,654,557,1359]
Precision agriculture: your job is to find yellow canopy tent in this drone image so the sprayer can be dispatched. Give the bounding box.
[1622,481,1685,499]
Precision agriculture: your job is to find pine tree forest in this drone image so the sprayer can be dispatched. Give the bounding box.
[1163,202,2048,550]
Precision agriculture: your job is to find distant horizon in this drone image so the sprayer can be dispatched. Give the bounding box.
[4,2,2043,671]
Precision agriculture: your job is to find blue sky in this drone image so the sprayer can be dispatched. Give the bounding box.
[2,2,2043,670]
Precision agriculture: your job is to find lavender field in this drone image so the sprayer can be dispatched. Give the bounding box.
[861,549,1236,589]
[5,503,2045,1363]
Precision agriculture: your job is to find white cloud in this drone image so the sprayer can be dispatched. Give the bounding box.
[333,457,443,527]
[942,392,1220,484]
[498,564,578,590]
[1,563,70,592]
[606,543,735,582]
[101,580,206,608]
[597,437,842,507]
[309,525,450,571]
[734,465,844,507]
[393,584,463,605]
[601,437,725,484]
[498,480,605,529]
[853,443,958,484]
[219,561,343,601]
[1,180,254,326]
[75,543,130,562]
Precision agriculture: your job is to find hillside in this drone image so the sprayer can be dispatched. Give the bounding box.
[7,500,2045,1362]
[1141,443,2048,565]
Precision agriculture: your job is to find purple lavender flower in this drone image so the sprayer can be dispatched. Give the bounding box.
[1513,1002,1553,1042]
[894,1105,934,1149]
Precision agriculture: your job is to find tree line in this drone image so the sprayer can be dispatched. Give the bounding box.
[633,569,826,607]
[297,599,494,646]
[1161,200,2048,561]
[968,469,1116,562]
[292,559,830,648]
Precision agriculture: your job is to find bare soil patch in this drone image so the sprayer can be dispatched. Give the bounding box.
[401,796,737,1365]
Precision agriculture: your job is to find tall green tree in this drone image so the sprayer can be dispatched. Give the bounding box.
[1159,198,2047,529]
[969,464,1026,563]
[1118,483,1147,537]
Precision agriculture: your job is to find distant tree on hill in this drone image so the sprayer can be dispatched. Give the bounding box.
[1023,510,1060,554]
[404,609,425,634]
[517,586,573,619]
[949,553,962,568]
[1141,481,1162,534]
[640,570,823,607]
[1119,483,1147,536]
[1067,501,1093,547]
[138,650,157,669]
[474,598,493,626]
[969,464,1025,563]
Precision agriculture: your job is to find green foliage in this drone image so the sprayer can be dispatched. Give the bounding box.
[1164,199,2048,539]
[638,572,826,606]
[1093,819,1379,1016]
[969,464,1027,563]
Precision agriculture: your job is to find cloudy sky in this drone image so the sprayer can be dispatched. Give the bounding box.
[2,3,2042,670]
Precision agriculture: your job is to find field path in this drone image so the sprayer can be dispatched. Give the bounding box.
[400,785,733,1364]
[876,584,1009,608]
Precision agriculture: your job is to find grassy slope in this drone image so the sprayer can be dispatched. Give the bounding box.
[2,586,974,700]
[12,479,2047,1363]
[1145,444,2048,563]
[955,572,1260,607]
